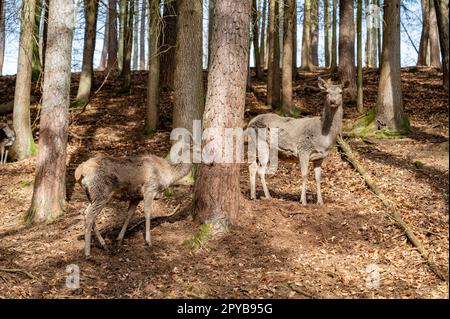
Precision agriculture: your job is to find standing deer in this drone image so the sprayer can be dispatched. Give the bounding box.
[0,123,15,164]
[246,77,344,205]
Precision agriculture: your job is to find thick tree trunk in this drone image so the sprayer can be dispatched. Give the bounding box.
[10,0,36,160]
[260,0,267,70]
[418,0,430,66]
[193,0,251,230]
[76,0,99,104]
[434,0,449,89]
[98,4,109,71]
[173,0,204,132]
[139,0,146,70]
[118,0,127,72]
[252,0,263,80]
[339,0,357,103]
[376,0,408,132]
[27,0,75,223]
[132,0,139,70]
[159,0,178,90]
[267,0,280,107]
[301,0,312,70]
[324,0,330,67]
[282,0,294,113]
[429,0,441,67]
[357,0,364,113]
[310,0,318,66]
[146,0,161,131]
[106,0,118,72]
[330,0,337,71]
[0,0,5,75]
[121,0,134,90]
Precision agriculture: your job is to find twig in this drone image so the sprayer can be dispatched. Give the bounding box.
[0,267,35,280]
[337,136,448,282]
[128,204,182,233]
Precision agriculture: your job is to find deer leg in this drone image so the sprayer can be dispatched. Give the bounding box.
[0,146,4,164]
[313,159,324,205]
[142,186,156,246]
[117,200,139,245]
[300,156,309,205]
[93,222,108,250]
[3,150,7,163]
[258,164,271,199]
[84,199,108,257]
[249,161,257,199]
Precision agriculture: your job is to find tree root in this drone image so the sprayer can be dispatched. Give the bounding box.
[337,136,448,282]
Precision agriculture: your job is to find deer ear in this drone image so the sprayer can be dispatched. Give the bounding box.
[318,77,327,90]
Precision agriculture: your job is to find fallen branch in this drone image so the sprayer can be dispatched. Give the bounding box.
[0,267,35,280]
[336,136,448,282]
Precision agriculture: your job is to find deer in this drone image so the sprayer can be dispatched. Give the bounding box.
[0,123,15,164]
[75,153,192,257]
[246,77,344,205]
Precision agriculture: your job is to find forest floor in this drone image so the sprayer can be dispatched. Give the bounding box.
[0,67,448,298]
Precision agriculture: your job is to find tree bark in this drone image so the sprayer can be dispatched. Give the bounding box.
[310,0,318,66]
[139,0,147,70]
[301,0,312,70]
[173,0,204,132]
[27,0,75,223]
[324,0,330,67]
[434,0,449,89]
[418,0,430,66]
[121,0,134,90]
[0,0,5,75]
[193,0,251,230]
[132,0,139,70]
[10,0,37,160]
[252,0,263,80]
[339,0,357,103]
[292,0,297,77]
[207,0,215,70]
[159,0,178,90]
[267,0,280,107]
[364,0,372,67]
[260,0,267,70]
[330,0,337,71]
[429,0,441,67]
[370,0,378,67]
[146,0,161,131]
[106,0,118,72]
[32,0,42,80]
[282,0,294,113]
[357,0,364,113]
[118,0,127,72]
[76,0,99,104]
[98,3,109,71]
[376,0,408,132]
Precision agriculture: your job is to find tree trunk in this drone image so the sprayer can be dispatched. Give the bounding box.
[260,0,267,70]
[159,0,178,90]
[324,0,330,67]
[376,0,408,132]
[76,0,99,104]
[207,0,215,70]
[301,0,312,70]
[41,0,49,73]
[418,0,430,66]
[0,0,5,76]
[252,0,263,80]
[98,3,109,71]
[339,0,357,103]
[192,0,251,230]
[32,0,42,80]
[357,0,364,113]
[370,0,378,67]
[429,0,441,67]
[376,0,381,67]
[10,0,37,160]
[121,0,134,90]
[139,0,147,70]
[434,0,449,89]
[282,0,294,113]
[146,0,161,131]
[330,0,337,71]
[118,0,127,72]
[27,0,76,223]
[292,0,297,77]
[132,0,139,70]
[310,0,318,66]
[173,0,204,132]
[364,0,372,67]
[267,0,280,107]
[106,0,118,72]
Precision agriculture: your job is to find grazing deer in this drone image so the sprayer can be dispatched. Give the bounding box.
[246,77,344,205]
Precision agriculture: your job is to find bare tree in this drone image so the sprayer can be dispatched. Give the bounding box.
[159,0,178,90]
[139,0,147,70]
[118,0,127,72]
[27,0,76,223]
[330,0,337,71]
[429,0,441,67]
[282,0,294,113]
[310,0,318,66]
[339,0,357,103]
[0,0,4,75]
[252,0,263,80]
[267,0,280,107]
[120,0,134,90]
[434,0,449,88]
[260,0,267,70]
[132,0,139,70]
[193,0,251,231]
[106,0,118,72]
[301,0,312,70]
[324,0,331,67]
[357,0,364,112]
[98,3,109,71]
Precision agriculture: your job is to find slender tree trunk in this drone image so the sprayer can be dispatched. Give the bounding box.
[271,0,281,107]
[118,0,127,72]
[159,0,178,90]
[106,0,118,72]
[434,0,449,89]
[292,0,297,77]
[339,0,357,103]
[267,0,279,106]
[429,0,441,67]
[260,0,267,70]
[252,0,263,80]
[0,0,5,76]
[357,0,364,112]
[282,0,294,113]
[418,0,430,66]
[132,0,139,70]
[310,0,318,66]
[139,0,146,70]
[98,4,109,71]
[364,0,371,67]
[330,0,337,71]
[301,0,312,70]
[41,0,48,73]
[10,0,36,160]
[376,0,381,67]
[193,0,251,230]
[146,0,161,131]
[32,0,42,80]
[27,0,76,223]
[121,0,133,90]
[376,0,408,132]
[324,0,331,67]
[76,0,99,104]
[370,0,378,67]
[207,0,215,70]
[173,0,204,132]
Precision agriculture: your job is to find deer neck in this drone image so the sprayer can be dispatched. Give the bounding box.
[321,102,343,139]
[169,162,193,183]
